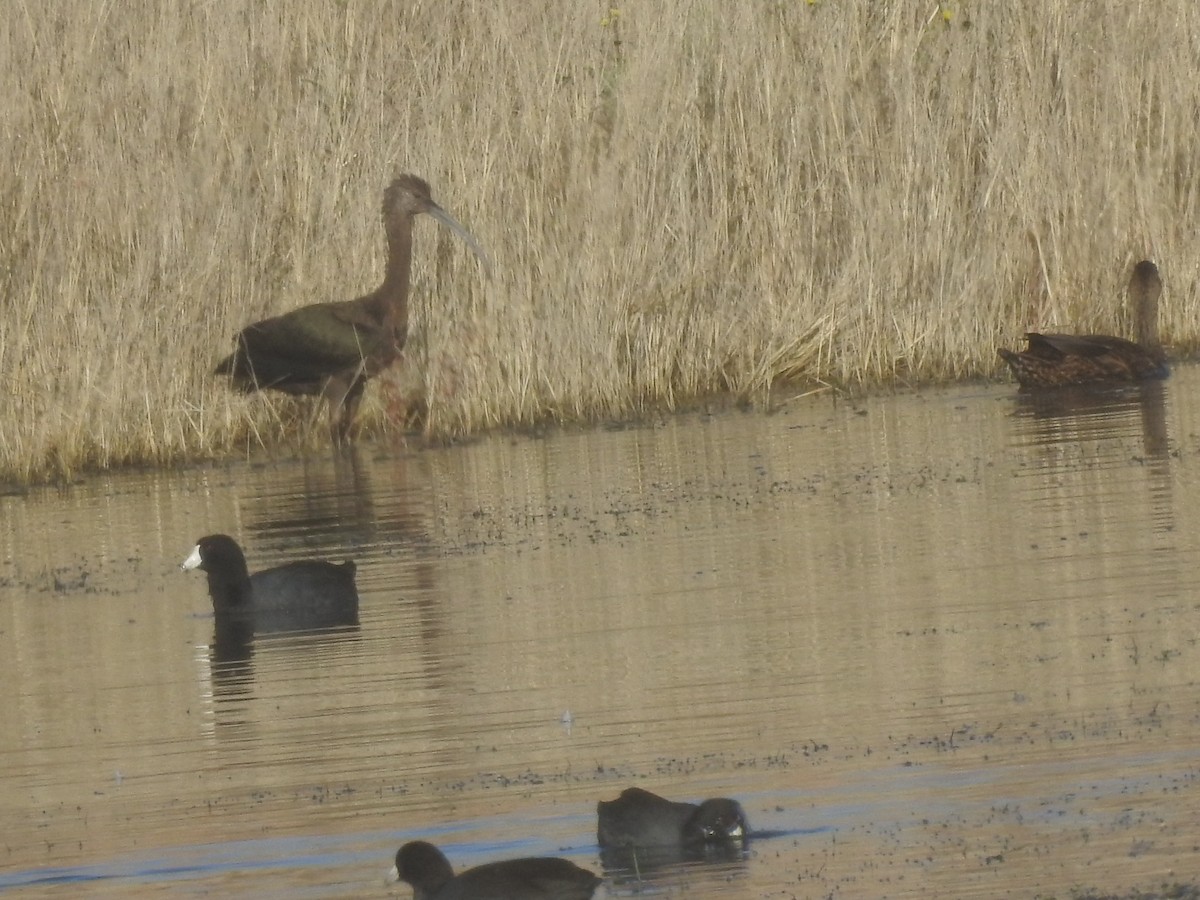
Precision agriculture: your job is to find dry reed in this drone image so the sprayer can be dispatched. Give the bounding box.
[1,1,1197,483]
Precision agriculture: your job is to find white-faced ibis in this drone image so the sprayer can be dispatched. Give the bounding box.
[216,176,489,440]
[998,259,1166,389]
[387,841,600,900]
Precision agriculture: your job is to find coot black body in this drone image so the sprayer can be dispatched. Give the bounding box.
[388,840,599,900]
[180,533,359,633]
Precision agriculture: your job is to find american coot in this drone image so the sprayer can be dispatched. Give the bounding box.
[387,840,600,900]
[597,787,748,864]
[998,259,1167,389]
[180,534,359,633]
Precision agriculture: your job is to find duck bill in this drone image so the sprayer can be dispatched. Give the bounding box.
[428,204,492,278]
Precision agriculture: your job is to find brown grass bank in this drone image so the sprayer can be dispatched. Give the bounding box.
[1,1,1198,482]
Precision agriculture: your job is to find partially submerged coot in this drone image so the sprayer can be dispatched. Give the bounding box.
[597,787,748,866]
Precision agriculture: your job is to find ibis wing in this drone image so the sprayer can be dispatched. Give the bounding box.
[224,302,388,391]
[240,303,384,365]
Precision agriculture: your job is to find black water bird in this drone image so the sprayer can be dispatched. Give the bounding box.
[998,259,1166,389]
[216,176,489,440]
[180,533,358,632]
[596,787,748,864]
[387,840,600,900]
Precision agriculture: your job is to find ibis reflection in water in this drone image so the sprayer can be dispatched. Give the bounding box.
[216,176,489,441]
[998,259,1167,389]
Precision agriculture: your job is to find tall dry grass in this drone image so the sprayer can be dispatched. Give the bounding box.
[1,1,1197,482]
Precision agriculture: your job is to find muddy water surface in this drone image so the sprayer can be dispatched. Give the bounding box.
[3,370,1200,898]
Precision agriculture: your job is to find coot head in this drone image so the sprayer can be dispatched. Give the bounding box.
[684,797,748,843]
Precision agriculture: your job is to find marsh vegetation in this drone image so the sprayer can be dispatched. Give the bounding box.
[2,2,1197,481]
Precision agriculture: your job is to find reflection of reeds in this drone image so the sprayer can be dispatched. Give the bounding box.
[1,3,1196,481]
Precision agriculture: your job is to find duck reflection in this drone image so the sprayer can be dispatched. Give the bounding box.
[1010,380,1167,452]
[1007,379,1174,533]
[1134,379,1169,465]
[1008,380,1169,463]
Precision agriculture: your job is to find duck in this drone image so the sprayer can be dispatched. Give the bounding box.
[387,840,600,900]
[179,533,358,632]
[998,259,1167,389]
[596,787,748,856]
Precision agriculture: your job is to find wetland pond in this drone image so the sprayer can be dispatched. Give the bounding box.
[3,370,1200,898]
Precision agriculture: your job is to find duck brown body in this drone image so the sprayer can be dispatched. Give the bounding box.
[998,260,1166,389]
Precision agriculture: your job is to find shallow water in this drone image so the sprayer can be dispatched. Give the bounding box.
[3,369,1200,897]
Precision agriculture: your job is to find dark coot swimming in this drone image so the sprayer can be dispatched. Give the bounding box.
[387,840,600,900]
[596,787,748,866]
[180,533,359,633]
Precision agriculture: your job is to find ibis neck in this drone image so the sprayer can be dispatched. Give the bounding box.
[377,222,414,333]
